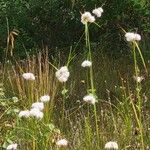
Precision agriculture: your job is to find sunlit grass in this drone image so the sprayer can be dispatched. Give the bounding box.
[1,48,149,149]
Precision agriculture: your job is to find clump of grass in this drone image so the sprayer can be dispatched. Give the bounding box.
[1,48,150,150]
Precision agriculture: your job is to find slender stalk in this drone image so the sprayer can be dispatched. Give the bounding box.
[61,84,67,126]
[85,116,92,150]
[84,23,99,148]
[32,140,36,150]
[93,104,100,145]
[85,23,95,94]
[2,17,10,83]
[133,43,138,78]
[134,41,148,74]
[132,42,145,150]
[107,90,117,132]
[130,97,144,150]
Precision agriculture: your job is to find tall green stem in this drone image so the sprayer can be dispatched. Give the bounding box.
[85,23,99,147]
[85,23,95,94]
[132,42,144,150]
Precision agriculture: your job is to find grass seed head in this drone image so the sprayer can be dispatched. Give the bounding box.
[105,141,118,149]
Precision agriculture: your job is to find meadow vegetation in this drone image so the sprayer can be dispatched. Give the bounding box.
[0,1,150,150]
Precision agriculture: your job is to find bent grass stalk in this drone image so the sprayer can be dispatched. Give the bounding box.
[132,41,145,150]
[134,41,148,74]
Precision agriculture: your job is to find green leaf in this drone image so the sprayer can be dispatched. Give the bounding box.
[61,88,68,95]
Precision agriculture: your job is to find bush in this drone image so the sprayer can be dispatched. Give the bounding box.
[0,0,149,57]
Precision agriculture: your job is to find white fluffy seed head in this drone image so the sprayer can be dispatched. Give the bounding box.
[98,7,104,13]
[92,8,103,17]
[12,97,19,102]
[81,60,92,67]
[125,32,141,42]
[31,102,44,111]
[83,94,96,104]
[134,34,141,41]
[55,66,70,83]
[125,32,135,41]
[92,9,102,17]
[88,16,95,23]
[92,7,103,17]
[56,139,68,146]
[81,12,91,24]
[133,76,144,83]
[18,110,30,118]
[105,141,118,149]
[81,12,95,24]
[30,108,44,119]
[6,143,17,150]
[22,73,35,80]
[40,95,50,102]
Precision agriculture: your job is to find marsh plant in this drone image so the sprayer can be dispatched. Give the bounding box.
[1,5,150,150]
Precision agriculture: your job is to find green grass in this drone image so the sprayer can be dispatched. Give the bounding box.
[0,48,150,149]
[0,9,150,150]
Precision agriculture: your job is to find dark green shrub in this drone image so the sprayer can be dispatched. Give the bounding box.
[0,0,149,58]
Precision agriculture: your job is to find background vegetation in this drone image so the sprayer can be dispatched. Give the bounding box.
[0,0,149,58]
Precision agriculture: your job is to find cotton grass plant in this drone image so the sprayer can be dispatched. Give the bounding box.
[80,6,105,149]
[124,30,147,150]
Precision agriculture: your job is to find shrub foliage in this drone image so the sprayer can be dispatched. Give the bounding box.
[0,0,149,56]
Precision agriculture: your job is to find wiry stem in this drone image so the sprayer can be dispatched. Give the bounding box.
[85,23,99,148]
[132,42,145,150]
